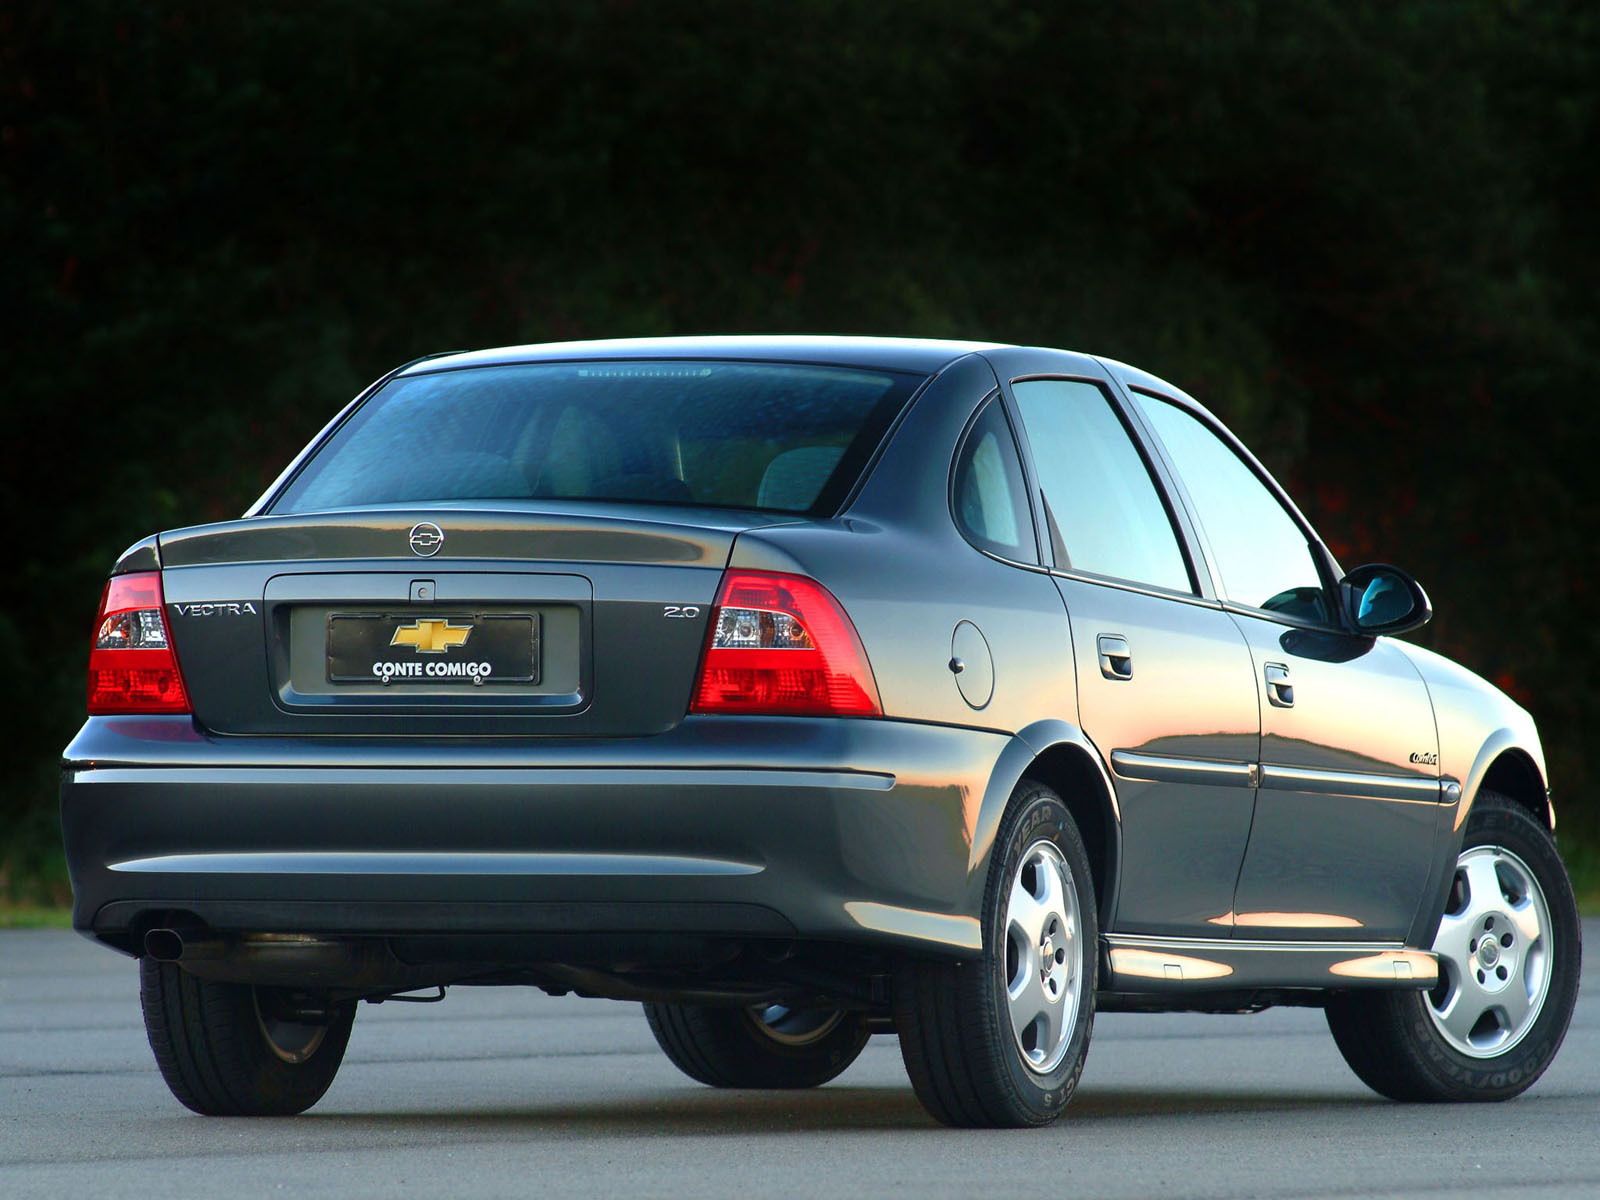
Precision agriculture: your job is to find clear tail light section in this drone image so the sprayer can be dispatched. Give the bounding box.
[691,571,881,717]
[87,572,190,714]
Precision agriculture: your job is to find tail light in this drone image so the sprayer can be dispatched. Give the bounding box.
[87,571,190,714]
[691,571,881,717]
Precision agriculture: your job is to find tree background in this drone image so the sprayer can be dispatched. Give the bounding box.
[4,0,1596,904]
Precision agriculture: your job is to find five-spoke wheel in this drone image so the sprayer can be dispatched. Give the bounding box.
[1326,790,1580,1102]
[895,779,1097,1127]
[1425,845,1553,1058]
[1004,841,1083,1074]
[643,1000,869,1088]
[140,961,355,1115]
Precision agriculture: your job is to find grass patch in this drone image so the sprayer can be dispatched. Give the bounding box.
[1560,836,1600,916]
[0,905,72,929]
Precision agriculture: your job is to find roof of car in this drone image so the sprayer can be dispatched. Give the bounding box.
[401,335,1014,376]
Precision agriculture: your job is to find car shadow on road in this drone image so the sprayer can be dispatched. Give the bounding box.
[299,1084,1382,1136]
[1067,1087,1384,1120]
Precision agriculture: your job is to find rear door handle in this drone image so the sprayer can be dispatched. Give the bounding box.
[1097,634,1133,681]
[1265,662,1294,708]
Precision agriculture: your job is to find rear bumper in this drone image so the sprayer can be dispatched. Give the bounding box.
[61,715,1006,959]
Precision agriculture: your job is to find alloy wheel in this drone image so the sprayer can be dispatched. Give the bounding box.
[746,1004,845,1047]
[1003,839,1082,1074]
[252,989,330,1065]
[1426,845,1553,1058]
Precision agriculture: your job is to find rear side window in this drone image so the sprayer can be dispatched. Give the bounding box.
[1011,379,1193,593]
[273,361,925,516]
[952,398,1037,563]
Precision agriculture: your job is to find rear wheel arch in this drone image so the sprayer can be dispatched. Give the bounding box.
[970,724,1121,929]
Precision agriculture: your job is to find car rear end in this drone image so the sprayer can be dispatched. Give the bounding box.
[60,347,1000,997]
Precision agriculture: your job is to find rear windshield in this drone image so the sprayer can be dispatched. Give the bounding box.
[272,360,924,516]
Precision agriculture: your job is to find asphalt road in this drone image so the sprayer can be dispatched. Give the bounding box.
[1,926,1595,1200]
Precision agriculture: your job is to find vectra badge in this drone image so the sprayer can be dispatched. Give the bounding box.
[390,619,472,654]
[408,522,444,557]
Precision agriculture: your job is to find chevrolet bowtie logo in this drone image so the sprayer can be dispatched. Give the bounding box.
[390,618,473,654]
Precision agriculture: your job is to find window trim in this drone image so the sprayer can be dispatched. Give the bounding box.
[1123,385,1348,633]
[1000,373,1208,600]
[1047,565,1230,612]
[946,392,1044,569]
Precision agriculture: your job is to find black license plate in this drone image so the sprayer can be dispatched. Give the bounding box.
[326,613,539,685]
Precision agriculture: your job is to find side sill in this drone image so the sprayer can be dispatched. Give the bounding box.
[1101,933,1437,992]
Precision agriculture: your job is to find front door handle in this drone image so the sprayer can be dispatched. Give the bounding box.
[1097,634,1133,681]
[1265,662,1294,708]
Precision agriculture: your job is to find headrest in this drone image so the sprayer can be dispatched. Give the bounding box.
[756,446,844,510]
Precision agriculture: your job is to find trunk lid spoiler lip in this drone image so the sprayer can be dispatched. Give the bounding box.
[112,533,162,576]
[152,504,809,570]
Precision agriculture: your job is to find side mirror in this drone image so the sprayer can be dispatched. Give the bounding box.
[1340,563,1431,636]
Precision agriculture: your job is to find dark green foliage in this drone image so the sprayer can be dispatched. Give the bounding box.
[3,1,1596,901]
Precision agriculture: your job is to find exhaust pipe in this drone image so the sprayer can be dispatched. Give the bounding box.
[139,929,443,991]
[143,927,226,962]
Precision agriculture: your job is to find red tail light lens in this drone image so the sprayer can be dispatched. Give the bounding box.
[87,572,190,714]
[691,571,881,717]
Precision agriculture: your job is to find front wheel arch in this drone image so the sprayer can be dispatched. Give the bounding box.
[1326,790,1579,1102]
[1479,748,1551,830]
[1411,737,1552,949]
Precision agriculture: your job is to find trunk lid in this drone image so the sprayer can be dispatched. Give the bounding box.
[158,504,790,737]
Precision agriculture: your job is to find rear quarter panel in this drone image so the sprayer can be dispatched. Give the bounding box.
[728,353,1079,738]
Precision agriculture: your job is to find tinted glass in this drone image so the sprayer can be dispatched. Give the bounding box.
[274,361,923,516]
[952,398,1036,563]
[1011,380,1191,593]
[1132,392,1331,623]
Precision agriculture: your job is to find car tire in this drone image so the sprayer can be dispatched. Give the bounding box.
[893,778,1098,1127]
[139,958,356,1116]
[643,1002,870,1088]
[1325,789,1581,1101]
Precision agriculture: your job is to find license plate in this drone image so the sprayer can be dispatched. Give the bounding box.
[326,613,539,685]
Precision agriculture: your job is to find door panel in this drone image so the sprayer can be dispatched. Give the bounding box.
[1058,578,1260,937]
[999,366,1259,940]
[1229,617,1441,940]
[1122,388,1443,944]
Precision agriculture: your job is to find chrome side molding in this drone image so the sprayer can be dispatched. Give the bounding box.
[1109,750,1254,789]
[1259,764,1442,802]
[1109,751,1448,803]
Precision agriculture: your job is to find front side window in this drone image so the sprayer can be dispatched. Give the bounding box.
[1010,379,1192,593]
[273,361,925,516]
[1132,392,1331,624]
[951,398,1037,563]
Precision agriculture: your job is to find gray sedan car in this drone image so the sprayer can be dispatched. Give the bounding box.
[62,336,1579,1127]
